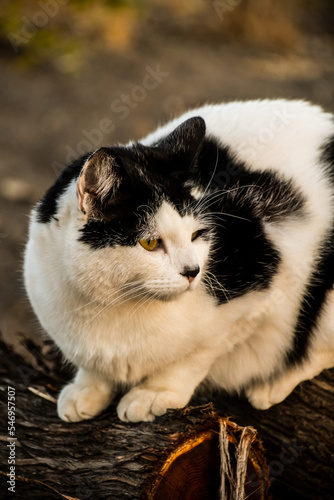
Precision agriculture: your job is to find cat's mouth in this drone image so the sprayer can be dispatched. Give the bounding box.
[143,278,200,302]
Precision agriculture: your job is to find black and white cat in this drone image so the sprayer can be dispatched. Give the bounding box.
[24,99,334,423]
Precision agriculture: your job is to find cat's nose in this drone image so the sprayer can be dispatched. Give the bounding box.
[181,266,200,283]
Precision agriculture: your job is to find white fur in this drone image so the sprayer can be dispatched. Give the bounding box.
[24,100,334,422]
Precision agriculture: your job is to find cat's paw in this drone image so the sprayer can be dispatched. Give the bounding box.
[246,382,291,410]
[246,384,273,410]
[57,382,113,422]
[117,387,187,423]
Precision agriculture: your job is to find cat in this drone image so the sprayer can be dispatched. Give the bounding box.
[24,99,334,423]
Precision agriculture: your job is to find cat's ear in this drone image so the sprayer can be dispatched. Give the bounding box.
[158,116,206,166]
[77,148,122,215]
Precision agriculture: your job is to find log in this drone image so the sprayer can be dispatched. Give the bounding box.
[0,337,269,499]
[0,336,333,499]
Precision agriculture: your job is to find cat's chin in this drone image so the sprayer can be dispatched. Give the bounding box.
[145,290,184,303]
[154,292,183,303]
[147,284,197,302]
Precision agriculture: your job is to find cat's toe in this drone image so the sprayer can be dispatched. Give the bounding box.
[117,388,187,422]
[117,388,156,422]
[57,384,83,422]
[245,385,272,410]
[151,391,184,416]
[57,383,113,422]
[246,378,298,410]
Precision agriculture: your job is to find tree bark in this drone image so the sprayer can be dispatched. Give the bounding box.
[0,337,333,499]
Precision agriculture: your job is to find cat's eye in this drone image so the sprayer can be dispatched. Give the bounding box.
[192,229,206,242]
[139,238,159,251]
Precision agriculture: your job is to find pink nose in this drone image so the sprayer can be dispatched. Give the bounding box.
[181,266,200,283]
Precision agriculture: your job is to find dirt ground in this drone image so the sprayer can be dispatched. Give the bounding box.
[1,2,334,353]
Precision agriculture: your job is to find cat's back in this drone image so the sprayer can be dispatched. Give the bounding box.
[142,99,333,158]
[143,99,334,225]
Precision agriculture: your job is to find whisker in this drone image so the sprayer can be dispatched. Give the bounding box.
[79,277,176,328]
[125,294,155,323]
[82,287,150,328]
[207,211,252,223]
[64,280,145,314]
[203,270,231,302]
[193,145,220,212]
[193,183,259,215]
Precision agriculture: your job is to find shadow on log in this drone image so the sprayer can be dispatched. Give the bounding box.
[0,336,333,499]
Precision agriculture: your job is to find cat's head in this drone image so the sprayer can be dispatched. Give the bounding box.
[74,117,212,302]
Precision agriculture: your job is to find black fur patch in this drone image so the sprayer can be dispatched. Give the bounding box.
[36,155,89,223]
[78,180,161,249]
[287,229,334,365]
[321,134,334,180]
[203,199,281,302]
[287,136,334,366]
[77,142,198,248]
[193,139,305,303]
[77,118,206,247]
[194,138,305,223]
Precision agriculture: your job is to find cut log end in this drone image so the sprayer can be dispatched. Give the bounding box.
[144,411,270,500]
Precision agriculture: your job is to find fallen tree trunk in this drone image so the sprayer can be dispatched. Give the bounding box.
[0,338,269,500]
[0,336,333,499]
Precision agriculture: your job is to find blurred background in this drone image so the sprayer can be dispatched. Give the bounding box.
[0,0,334,352]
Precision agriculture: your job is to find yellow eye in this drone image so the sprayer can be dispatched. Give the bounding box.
[139,238,159,251]
[191,231,199,241]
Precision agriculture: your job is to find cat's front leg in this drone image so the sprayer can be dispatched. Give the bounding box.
[117,350,214,423]
[58,368,116,422]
